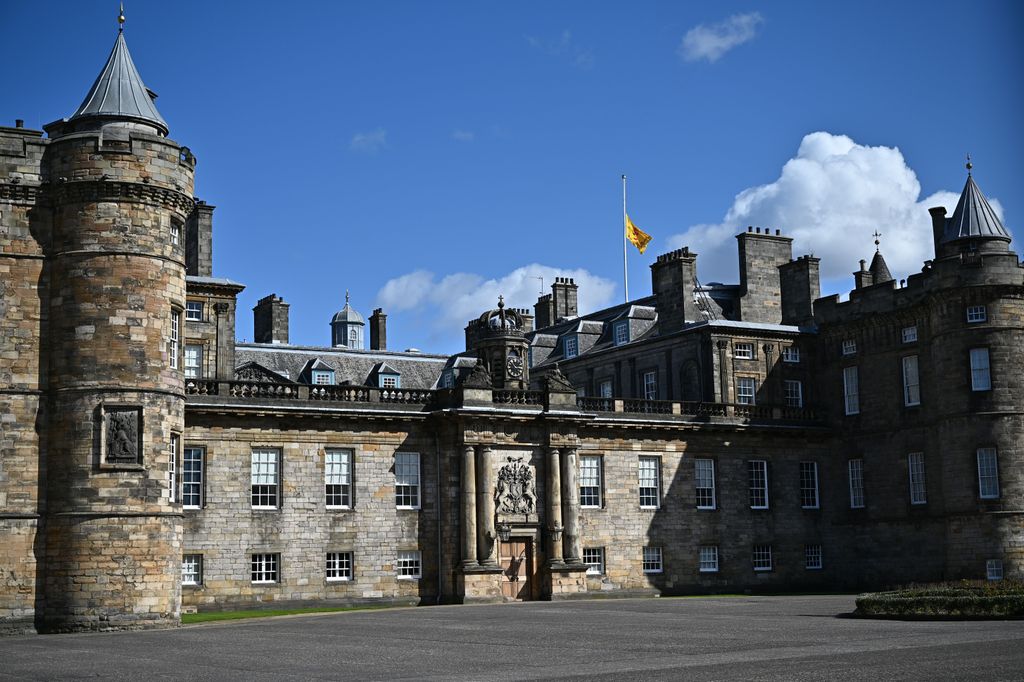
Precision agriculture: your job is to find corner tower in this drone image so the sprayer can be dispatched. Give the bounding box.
[40,20,194,631]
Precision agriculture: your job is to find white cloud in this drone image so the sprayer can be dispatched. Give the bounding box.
[350,128,388,153]
[452,129,475,142]
[679,12,764,63]
[526,29,595,69]
[667,132,1004,289]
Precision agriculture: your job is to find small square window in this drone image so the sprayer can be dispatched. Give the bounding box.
[397,550,421,579]
[613,322,629,346]
[312,370,335,386]
[185,301,204,321]
[805,544,823,570]
[326,551,353,581]
[182,553,202,586]
[642,546,663,574]
[251,553,279,583]
[841,339,857,356]
[583,548,605,575]
[734,342,754,359]
[752,544,773,572]
[987,559,1004,581]
[966,305,987,324]
[699,546,719,573]
[782,346,801,363]
[901,325,917,343]
[380,374,399,389]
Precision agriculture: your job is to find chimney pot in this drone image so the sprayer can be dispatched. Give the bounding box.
[15,119,24,128]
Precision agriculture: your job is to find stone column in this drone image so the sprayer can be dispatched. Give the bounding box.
[461,445,478,569]
[546,446,564,566]
[561,447,582,564]
[476,445,497,566]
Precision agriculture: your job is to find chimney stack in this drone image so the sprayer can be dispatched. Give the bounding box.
[551,277,578,320]
[253,294,289,344]
[370,308,387,351]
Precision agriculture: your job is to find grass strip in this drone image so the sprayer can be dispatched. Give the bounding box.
[182,604,389,624]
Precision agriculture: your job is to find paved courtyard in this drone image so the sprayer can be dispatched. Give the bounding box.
[2,596,1024,680]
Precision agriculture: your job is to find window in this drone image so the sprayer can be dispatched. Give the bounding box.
[251,553,279,583]
[185,301,203,321]
[598,380,613,398]
[748,460,769,509]
[171,220,181,246]
[564,336,578,359]
[583,548,605,575]
[183,447,204,509]
[613,322,629,346]
[970,348,991,391]
[752,544,773,572]
[182,554,202,586]
[800,461,819,509]
[251,448,280,509]
[908,452,927,505]
[168,433,179,503]
[782,346,801,363]
[695,458,716,510]
[805,544,823,570]
[902,325,917,343]
[734,342,754,359]
[395,453,420,509]
[379,374,400,389]
[848,458,865,509]
[843,366,859,415]
[977,448,1000,499]
[441,371,454,389]
[326,551,353,581]
[784,380,803,408]
[642,546,663,574]
[987,559,1004,581]
[736,376,756,405]
[642,371,657,400]
[169,310,180,369]
[638,457,660,509]
[902,355,920,406]
[312,370,334,385]
[184,344,202,379]
[325,449,352,508]
[841,339,857,356]
[348,328,359,346]
[699,546,719,573]
[396,550,421,579]
[966,305,987,323]
[580,455,602,508]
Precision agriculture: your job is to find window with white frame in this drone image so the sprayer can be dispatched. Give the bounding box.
[800,461,819,509]
[736,376,756,405]
[325,449,353,508]
[564,336,578,359]
[251,553,279,583]
[699,546,719,573]
[734,342,754,359]
[987,559,1004,581]
[805,544,823,570]
[598,380,613,398]
[752,544,773,572]
[613,322,629,346]
[185,301,203,321]
[169,309,180,369]
[638,456,660,509]
[312,369,334,385]
[695,458,716,510]
[580,455,602,508]
[966,305,987,323]
[908,452,927,505]
[970,348,991,391]
[642,546,663,573]
[395,453,420,509]
[843,366,859,415]
[168,433,179,503]
[379,374,400,389]
[748,460,769,509]
[784,380,803,408]
[396,550,421,579]
[841,339,857,356]
[583,548,605,575]
[642,371,657,400]
[782,346,801,363]
[902,355,920,406]
[171,220,181,246]
[441,371,454,389]
[326,551,353,581]
[977,448,1000,499]
[251,448,280,509]
[902,325,917,343]
[848,458,865,509]
[183,446,204,509]
[184,344,202,379]
[182,554,202,586]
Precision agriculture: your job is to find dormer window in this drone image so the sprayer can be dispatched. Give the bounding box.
[564,336,578,359]
[312,370,335,385]
[441,371,454,389]
[613,322,629,346]
[379,373,401,389]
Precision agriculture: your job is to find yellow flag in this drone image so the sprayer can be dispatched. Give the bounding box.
[625,214,652,254]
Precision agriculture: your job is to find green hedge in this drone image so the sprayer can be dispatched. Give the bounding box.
[855,581,1024,618]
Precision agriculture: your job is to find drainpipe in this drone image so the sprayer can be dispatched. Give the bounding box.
[434,431,443,605]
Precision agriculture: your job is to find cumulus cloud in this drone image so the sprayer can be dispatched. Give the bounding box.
[377,264,617,347]
[667,132,1004,289]
[679,12,764,63]
[526,30,595,69]
[452,129,475,142]
[350,128,388,153]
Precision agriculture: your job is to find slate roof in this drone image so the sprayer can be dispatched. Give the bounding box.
[869,250,893,283]
[235,343,449,388]
[70,31,168,135]
[942,174,1010,244]
[528,295,659,367]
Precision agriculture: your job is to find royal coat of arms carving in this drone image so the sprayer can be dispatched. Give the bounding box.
[495,455,536,515]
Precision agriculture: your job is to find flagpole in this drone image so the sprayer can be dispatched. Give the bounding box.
[622,174,628,302]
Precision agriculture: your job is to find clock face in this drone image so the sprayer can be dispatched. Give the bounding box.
[506,355,524,378]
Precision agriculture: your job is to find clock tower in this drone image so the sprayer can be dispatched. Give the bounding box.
[465,297,530,389]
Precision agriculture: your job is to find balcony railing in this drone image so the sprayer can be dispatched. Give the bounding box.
[492,390,545,406]
[309,385,371,402]
[229,381,298,399]
[577,396,819,422]
[184,379,218,396]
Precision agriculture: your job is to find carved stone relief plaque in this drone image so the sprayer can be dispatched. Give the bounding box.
[104,406,142,464]
[495,455,537,515]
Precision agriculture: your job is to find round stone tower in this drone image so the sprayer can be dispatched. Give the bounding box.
[39,25,194,631]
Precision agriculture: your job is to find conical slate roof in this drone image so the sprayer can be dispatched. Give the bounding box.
[868,250,893,283]
[70,31,168,135]
[942,174,1010,244]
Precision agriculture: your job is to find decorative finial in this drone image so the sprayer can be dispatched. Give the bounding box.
[118,2,125,31]
[497,294,505,309]
[872,230,881,252]
[966,153,973,175]
[345,289,350,305]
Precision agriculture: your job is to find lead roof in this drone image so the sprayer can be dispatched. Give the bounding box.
[942,174,1010,244]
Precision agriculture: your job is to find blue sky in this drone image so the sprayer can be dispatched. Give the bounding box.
[3,1,1022,353]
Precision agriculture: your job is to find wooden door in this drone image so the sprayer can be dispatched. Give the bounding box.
[499,538,533,600]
